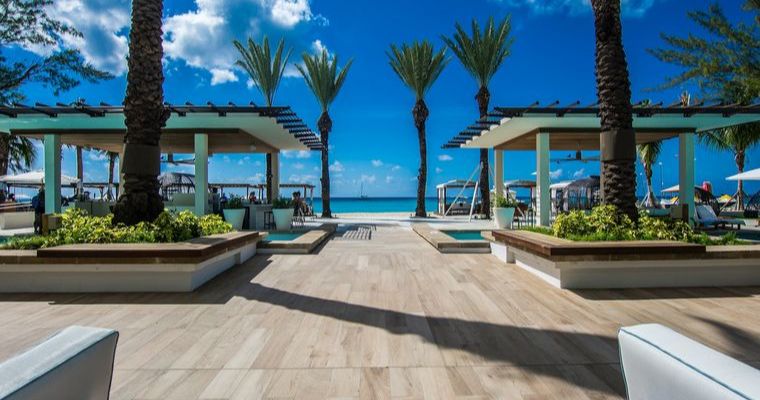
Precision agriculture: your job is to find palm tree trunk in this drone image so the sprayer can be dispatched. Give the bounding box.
[0,136,9,176]
[736,150,745,211]
[107,152,116,200]
[592,0,638,221]
[413,100,429,218]
[112,0,169,225]
[318,112,332,218]
[266,153,272,203]
[76,146,83,195]
[476,86,491,218]
[644,164,657,207]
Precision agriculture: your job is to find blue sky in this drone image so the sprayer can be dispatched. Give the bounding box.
[15,0,758,197]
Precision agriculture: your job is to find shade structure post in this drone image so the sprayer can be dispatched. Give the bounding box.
[536,132,551,226]
[679,132,695,223]
[44,134,61,214]
[271,152,280,201]
[194,133,209,216]
[494,150,504,198]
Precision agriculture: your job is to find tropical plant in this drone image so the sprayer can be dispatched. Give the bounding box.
[234,36,292,204]
[700,124,760,210]
[3,209,232,250]
[591,0,638,220]
[0,134,35,175]
[225,195,244,209]
[296,49,353,218]
[443,16,514,219]
[649,1,760,211]
[492,194,519,208]
[271,197,293,209]
[636,141,662,207]
[112,0,171,225]
[648,1,760,104]
[0,0,111,176]
[387,41,449,217]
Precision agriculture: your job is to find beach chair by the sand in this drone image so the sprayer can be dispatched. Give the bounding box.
[695,204,745,230]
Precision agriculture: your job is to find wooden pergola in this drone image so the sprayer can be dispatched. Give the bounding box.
[0,102,322,215]
[444,101,760,225]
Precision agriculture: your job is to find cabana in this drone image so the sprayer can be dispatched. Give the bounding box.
[436,179,479,215]
[444,102,760,225]
[0,102,321,216]
[0,170,79,188]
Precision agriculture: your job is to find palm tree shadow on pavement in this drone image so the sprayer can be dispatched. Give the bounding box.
[234,281,625,396]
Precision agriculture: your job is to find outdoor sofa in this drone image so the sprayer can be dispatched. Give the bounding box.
[619,324,760,400]
[0,326,118,400]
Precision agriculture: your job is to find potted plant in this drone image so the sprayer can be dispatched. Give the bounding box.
[271,197,294,230]
[222,195,246,230]
[492,195,519,229]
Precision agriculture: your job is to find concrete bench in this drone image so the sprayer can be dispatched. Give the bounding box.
[619,324,760,400]
[0,326,118,400]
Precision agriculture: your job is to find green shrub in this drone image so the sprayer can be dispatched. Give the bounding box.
[2,208,233,250]
[272,197,293,209]
[492,195,519,208]
[199,214,232,236]
[527,204,742,245]
[225,195,244,209]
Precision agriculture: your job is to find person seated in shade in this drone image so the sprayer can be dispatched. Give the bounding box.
[292,191,306,216]
[248,192,258,204]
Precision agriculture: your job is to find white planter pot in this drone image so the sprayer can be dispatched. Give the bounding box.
[493,207,516,229]
[223,209,246,231]
[272,208,294,230]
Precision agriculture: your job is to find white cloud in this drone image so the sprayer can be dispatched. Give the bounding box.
[163,0,327,85]
[550,169,564,179]
[385,175,394,184]
[247,173,265,183]
[288,173,317,183]
[328,161,344,172]
[32,0,130,75]
[371,159,383,167]
[293,162,304,170]
[88,152,106,161]
[360,174,376,184]
[311,39,327,54]
[573,168,585,179]
[282,150,312,159]
[391,165,401,171]
[435,167,443,174]
[210,68,239,85]
[438,154,453,162]
[493,0,657,17]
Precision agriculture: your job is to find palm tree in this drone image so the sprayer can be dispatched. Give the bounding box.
[591,0,638,220]
[296,49,353,218]
[443,16,513,219]
[107,151,117,200]
[234,36,292,203]
[0,134,35,175]
[700,124,760,210]
[387,41,449,217]
[637,141,662,207]
[112,0,170,225]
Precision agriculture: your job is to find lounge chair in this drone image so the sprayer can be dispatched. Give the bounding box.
[695,204,745,230]
[619,324,760,400]
[0,326,119,400]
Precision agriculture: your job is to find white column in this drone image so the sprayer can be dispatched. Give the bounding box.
[494,149,504,198]
[44,134,61,214]
[679,132,695,223]
[536,132,551,226]
[271,152,280,201]
[194,133,209,216]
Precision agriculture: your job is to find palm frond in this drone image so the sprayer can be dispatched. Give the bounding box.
[700,122,760,153]
[386,41,449,101]
[441,16,514,88]
[636,141,662,168]
[0,134,37,173]
[233,36,292,106]
[296,49,353,112]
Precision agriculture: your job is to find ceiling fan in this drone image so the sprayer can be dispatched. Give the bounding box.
[551,149,600,164]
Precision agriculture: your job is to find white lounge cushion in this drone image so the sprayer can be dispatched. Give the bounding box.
[0,326,118,400]
[619,324,760,400]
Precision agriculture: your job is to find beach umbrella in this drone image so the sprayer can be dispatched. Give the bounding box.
[726,167,760,181]
[718,194,734,204]
[0,170,79,187]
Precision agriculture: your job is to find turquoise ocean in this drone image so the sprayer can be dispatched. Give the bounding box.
[311,197,442,214]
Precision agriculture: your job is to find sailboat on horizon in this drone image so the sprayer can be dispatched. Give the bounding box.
[359,182,369,200]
